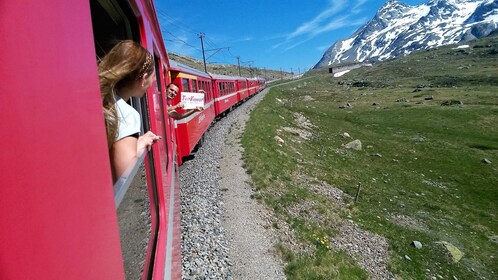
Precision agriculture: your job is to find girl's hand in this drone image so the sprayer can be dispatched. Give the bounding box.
[137,131,161,152]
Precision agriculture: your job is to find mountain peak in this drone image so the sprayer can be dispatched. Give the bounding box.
[314,0,498,68]
[376,0,411,22]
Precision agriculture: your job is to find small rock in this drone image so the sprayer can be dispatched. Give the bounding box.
[344,139,362,150]
[489,235,498,244]
[441,100,463,106]
[412,241,423,249]
[339,103,353,109]
[436,241,463,263]
[342,132,351,138]
[274,136,285,144]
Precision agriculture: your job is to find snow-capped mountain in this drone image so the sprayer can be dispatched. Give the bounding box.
[313,0,498,69]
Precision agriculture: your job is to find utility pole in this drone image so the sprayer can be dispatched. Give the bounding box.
[199,33,207,73]
[237,56,241,76]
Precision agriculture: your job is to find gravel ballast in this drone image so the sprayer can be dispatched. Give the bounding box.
[180,89,284,279]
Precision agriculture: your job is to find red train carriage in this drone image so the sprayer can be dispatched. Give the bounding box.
[168,60,216,164]
[211,74,240,116]
[257,77,267,91]
[236,77,250,102]
[1,0,181,279]
[247,77,259,96]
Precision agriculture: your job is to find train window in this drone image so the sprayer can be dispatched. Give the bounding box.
[90,0,139,58]
[182,78,189,92]
[90,1,158,279]
[191,80,197,92]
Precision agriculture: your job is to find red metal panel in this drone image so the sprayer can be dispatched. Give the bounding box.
[138,16,181,280]
[216,94,239,114]
[176,106,216,157]
[237,78,249,102]
[0,1,124,279]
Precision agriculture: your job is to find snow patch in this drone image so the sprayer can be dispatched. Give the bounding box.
[334,70,351,77]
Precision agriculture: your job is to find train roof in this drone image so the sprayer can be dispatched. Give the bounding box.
[169,59,211,78]
[209,73,241,81]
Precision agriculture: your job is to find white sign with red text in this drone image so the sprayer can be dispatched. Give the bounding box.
[181,92,205,109]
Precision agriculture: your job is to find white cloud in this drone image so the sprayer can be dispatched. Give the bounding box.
[352,0,368,13]
[286,0,347,40]
[274,0,369,51]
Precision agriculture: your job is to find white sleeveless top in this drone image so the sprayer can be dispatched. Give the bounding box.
[115,97,141,141]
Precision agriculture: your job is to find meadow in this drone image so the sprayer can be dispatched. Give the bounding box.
[241,35,498,279]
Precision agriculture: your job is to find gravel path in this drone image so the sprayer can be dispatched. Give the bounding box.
[180,89,285,279]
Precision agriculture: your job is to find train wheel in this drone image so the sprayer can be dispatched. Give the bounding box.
[193,134,205,153]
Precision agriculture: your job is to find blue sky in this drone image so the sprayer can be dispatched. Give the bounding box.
[154,0,427,74]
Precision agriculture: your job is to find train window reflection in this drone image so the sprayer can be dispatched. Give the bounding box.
[116,163,151,280]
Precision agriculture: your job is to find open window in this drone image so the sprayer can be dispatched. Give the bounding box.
[90,0,159,279]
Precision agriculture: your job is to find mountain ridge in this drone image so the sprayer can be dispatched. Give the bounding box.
[314,0,498,69]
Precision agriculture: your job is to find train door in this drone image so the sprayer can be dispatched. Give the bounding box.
[90,1,162,279]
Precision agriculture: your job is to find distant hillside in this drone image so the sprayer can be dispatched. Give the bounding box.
[308,32,498,88]
[167,52,293,81]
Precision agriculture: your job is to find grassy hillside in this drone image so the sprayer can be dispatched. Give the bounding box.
[242,35,498,279]
[167,52,294,81]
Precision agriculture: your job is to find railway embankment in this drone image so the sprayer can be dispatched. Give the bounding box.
[179,88,285,279]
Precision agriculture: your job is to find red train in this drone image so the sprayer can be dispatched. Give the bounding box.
[0,0,264,280]
[169,61,265,164]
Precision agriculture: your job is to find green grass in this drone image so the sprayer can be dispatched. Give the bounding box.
[242,35,498,279]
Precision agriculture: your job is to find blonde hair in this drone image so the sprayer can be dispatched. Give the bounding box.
[98,40,154,148]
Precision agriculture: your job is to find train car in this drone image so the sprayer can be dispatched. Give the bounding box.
[247,77,259,97]
[257,77,267,91]
[211,74,240,117]
[1,0,181,279]
[236,77,250,103]
[168,60,216,164]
